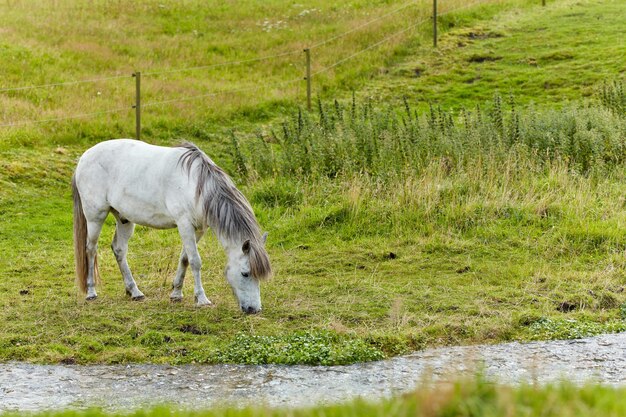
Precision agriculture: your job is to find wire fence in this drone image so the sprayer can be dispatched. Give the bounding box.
[0,0,539,133]
[312,16,432,77]
[0,74,129,94]
[141,50,303,78]
[142,78,303,109]
[0,107,130,128]
[308,0,420,50]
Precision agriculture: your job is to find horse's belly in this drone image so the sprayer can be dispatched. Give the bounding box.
[129,214,177,229]
[111,198,178,229]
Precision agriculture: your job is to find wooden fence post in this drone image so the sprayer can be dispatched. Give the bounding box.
[304,48,312,111]
[433,0,438,47]
[132,71,141,140]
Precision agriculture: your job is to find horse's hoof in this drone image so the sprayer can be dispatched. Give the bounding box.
[194,295,213,308]
[195,302,213,308]
[86,295,98,301]
[170,296,183,303]
[131,295,145,301]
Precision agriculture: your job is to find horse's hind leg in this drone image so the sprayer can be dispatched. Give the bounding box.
[170,248,188,302]
[85,215,107,301]
[111,220,145,301]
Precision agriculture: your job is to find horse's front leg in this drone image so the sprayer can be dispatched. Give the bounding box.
[176,222,211,307]
[171,229,205,302]
[170,248,188,302]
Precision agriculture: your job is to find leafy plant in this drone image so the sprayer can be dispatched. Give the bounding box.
[214,332,384,365]
[232,93,626,180]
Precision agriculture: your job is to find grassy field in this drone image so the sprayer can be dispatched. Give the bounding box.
[6,378,626,417]
[2,0,611,145]
[368,0,626,109]
[0,0,625,365]
[0,0,509,145]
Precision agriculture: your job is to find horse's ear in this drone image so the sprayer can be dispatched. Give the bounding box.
[261,232,268,245]
[242,239,251,254]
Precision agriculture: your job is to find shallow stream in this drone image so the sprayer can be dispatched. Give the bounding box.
[1,332,625,412]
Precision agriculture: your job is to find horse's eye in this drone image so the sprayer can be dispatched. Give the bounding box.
[241,272,249,278]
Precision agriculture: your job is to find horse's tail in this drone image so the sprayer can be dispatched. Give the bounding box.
[72,174,97,293]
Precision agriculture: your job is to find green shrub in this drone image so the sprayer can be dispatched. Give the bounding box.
[599,80,625,115]
[139,331,171,348]
[233,92,626,181]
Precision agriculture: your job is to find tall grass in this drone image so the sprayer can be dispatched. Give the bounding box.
[600,80,625,116]
[234,87,625,183]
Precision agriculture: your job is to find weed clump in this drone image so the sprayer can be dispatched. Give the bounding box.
[214,332,384,365]
[599,80,625,115]
[527,318,626,341]
[232,91,625,181]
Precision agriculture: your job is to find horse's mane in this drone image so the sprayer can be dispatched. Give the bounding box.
[176,142,271,280]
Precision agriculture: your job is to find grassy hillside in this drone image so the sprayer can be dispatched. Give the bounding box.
[0,0,625,365]
[0,0,586,146]
[368,0,626,109]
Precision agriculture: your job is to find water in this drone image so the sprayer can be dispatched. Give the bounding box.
[1,332,625,412]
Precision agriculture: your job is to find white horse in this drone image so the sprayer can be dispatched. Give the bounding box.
[72,139,271,314]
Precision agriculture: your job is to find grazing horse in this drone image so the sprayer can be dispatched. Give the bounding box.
[72,139,271,314]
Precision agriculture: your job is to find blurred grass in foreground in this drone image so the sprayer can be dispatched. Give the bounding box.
[5,376,626,417]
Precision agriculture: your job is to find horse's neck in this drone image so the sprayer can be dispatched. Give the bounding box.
[218,235,241,257]
[202,173,256,252]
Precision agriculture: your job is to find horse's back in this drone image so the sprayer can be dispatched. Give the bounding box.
[75,139,195,228]
[76,139,180,188]
[79,139,175,168]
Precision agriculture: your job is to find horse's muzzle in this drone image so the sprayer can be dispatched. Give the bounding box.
[242,306,261,315]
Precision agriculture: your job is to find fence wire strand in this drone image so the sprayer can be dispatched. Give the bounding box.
[312,16,430,76]
[0,106,131,128]
[142,78,303,108]
[312,0,490,76]
[0,74,130,93]
[309,0,420,49]
[142,50,302,77]
[440,0,489,15]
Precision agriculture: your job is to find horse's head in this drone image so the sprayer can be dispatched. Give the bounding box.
[225,232,271,314]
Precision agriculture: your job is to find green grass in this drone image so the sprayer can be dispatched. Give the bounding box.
[1,0,625,365]
[2,0,608,146]
[368,0,626,110]
[7,377,626,416]
[1,92,625,365]
[0,0,504,145]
